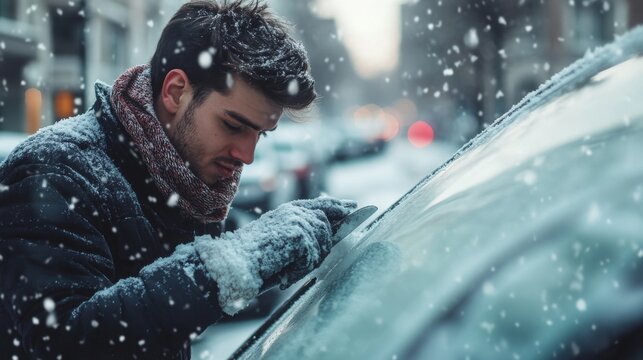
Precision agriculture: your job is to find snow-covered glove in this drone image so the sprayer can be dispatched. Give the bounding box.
[195,196,357,315]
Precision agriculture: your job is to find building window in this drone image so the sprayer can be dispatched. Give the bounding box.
[0,2,17,20]
[104,22,127,67]
[51,7,85,56]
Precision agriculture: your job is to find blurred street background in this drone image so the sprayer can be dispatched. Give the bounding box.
[2,0,643,358]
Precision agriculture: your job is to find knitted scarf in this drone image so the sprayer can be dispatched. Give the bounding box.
[110,64,239,223]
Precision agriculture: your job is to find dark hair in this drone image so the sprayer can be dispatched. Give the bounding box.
[150,0,316,110]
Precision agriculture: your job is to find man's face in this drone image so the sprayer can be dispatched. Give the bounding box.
[167,77,282,187]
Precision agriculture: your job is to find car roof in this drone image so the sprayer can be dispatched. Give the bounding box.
[232,27,643,360]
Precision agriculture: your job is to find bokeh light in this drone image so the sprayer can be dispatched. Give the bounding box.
[407,121,434,148]
[380,111,400,141]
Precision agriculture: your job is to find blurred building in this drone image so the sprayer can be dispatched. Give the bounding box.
[0,1,38,132]
[269,0,364,120]
[398,0,642,144]
[0,0,180,133]
[1,0,361,132]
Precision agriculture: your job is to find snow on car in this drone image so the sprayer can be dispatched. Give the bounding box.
[228,26,643,360]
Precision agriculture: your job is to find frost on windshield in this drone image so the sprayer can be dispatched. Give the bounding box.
[251,241,402,359]
[238,25,643,360]
[411,181,643,360]
[251,117,643,360]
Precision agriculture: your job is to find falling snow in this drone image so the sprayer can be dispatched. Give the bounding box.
[167,193,180,207]
[198,51,213,69]
[43,298,55,312]
[226,73,234,88]
[287,79,300,96]
[0,3,642,359]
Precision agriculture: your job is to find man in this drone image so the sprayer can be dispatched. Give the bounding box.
[0,1,356,358]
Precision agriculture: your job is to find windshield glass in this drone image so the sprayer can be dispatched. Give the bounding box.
[236,41,643,360]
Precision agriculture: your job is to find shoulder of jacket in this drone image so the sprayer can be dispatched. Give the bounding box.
[0,112,143,225]
[1,111,120,196]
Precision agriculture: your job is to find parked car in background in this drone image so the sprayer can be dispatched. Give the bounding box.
[227,27,643,360]
[0,132,28,162]
[232,139,296,217]
[331,119,388,161]
[270,122,330,199]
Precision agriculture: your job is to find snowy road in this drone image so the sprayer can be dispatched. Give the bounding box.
[326,138,457,216]
[191,138,457,359]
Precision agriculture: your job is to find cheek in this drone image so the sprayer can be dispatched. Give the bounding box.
[192,120,227,158]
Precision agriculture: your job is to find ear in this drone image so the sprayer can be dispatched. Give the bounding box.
[159,69,191,115]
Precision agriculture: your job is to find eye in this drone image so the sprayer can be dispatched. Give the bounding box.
[223,121,241,131]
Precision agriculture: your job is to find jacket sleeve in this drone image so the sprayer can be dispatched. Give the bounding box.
[0,161,224,359]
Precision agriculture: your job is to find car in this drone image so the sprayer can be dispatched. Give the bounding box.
[269,122,330,199]
[331,119,388,161]
[232,138,297,217]
[225,27,643,359]
[0,131,28,162]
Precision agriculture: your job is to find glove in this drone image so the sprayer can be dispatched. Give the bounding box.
[195,196,357,315]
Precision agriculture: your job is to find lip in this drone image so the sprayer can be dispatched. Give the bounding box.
[215,161,239,178]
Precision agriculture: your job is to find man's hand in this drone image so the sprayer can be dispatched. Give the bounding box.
[195,196,357,315]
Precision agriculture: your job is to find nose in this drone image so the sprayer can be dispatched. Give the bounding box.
[229,134,257,165]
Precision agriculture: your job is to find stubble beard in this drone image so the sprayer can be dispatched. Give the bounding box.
[171,100,242,197]
[173,101,210,184]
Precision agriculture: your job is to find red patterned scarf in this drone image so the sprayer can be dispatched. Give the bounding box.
[110,64,239,223]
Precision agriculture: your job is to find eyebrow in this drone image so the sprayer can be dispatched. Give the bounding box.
[225,110,278,132]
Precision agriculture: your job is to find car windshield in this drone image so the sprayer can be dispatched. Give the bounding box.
[233,30,643,360]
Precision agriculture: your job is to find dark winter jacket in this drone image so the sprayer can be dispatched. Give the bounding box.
[0,82,226,359]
